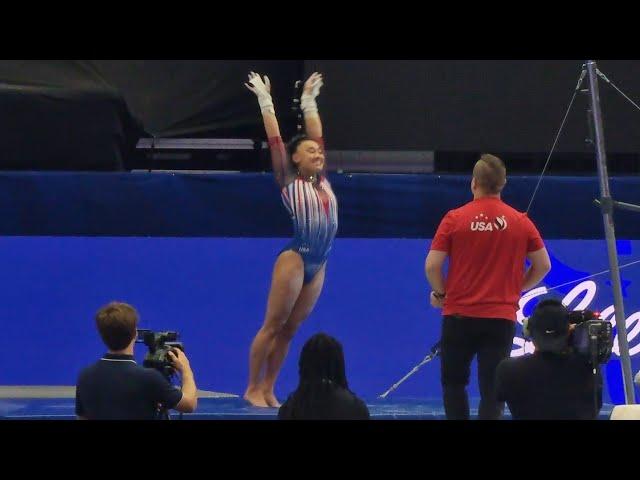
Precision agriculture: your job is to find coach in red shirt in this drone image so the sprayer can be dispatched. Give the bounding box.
[425,154,551,420]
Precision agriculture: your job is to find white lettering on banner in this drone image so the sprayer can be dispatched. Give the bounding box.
[513,280,640,358]
[561,281,597,311]
[516,286,548,323]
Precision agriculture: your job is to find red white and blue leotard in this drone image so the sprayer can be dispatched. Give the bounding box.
[269,136,338,283]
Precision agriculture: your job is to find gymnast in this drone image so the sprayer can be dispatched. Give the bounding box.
[243,71,338,407]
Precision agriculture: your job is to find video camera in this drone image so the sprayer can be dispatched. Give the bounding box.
[567,310,613,365]
[136,329,184,380]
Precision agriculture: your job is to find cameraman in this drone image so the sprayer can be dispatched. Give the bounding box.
[75,302,198,420]
[494,299,603,420]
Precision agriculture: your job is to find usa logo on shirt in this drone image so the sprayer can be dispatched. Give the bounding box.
[470,214,508,232]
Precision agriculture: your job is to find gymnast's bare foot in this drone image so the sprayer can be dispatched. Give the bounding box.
[244,388,269,407]
[264,391,281,408]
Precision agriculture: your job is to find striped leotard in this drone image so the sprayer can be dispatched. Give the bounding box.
[269,136,338,283]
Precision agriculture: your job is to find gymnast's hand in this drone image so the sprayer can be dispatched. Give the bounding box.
[301,72,323,115]
[245,71,274,115]
[245,71,271,98]
[303,72,323,99]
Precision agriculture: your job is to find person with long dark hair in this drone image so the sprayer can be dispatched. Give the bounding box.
[278,333,369,420]
[244,72,338,407]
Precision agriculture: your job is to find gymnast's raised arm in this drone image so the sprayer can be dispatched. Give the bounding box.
[245,71,294,188]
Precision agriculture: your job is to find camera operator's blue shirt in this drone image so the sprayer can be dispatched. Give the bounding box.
[75,353,183,420]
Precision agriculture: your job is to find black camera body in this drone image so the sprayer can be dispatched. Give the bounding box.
[136,329,184,380]
[567,311,613,365]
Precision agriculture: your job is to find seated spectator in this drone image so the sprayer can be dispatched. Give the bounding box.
[278,333,369,420]
[495,299,602,420]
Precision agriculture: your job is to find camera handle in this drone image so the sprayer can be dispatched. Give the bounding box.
[156,369,185,421]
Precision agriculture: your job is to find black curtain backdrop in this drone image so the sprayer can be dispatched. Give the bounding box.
[2,60,640,158]
[0,60,302,138]
[86,60,302,138]
[0,60,303,169]
[0,83,144,170]
[304,60,640,154]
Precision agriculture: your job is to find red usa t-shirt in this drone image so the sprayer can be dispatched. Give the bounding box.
[430,197,545,321]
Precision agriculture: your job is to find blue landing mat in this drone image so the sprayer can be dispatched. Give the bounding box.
[0,396,616,420]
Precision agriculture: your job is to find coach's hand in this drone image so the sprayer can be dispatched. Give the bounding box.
[430,291,444,309]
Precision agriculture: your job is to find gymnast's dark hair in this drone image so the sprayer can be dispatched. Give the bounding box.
[286,134,313,157]
[279,333,350,419]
